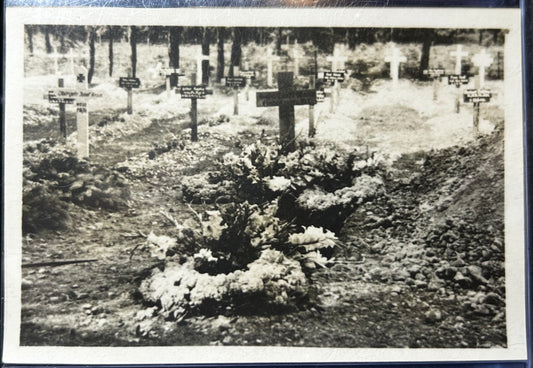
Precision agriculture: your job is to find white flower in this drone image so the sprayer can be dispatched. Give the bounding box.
[146,232,177,260]
[193,248,217,262]
[266,176,292,192]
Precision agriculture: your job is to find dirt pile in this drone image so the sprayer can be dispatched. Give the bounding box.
[340,126,505,320]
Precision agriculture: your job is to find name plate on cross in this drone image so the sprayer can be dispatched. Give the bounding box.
[119,77,141,89]
[48,91,76,104]
[448,74,470,86]
[180,86,208,99]
[324,71,346,82]
[240,70,256,79]
[225,77,246,88]
[316,89,325,103]
[423,68,446,79]
[463,89,492,103]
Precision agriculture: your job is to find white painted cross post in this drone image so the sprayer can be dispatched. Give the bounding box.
[160,67,184,98]
[75,66,90,159]
[326,45,348,107]
[196,49,210,85]
[292,46,303,76]
[450,44,469,75]
[384,44,407,86]
[266,47,281,87]
[49,47,62,76]
[225,66,247,116]
[472,49,493,88]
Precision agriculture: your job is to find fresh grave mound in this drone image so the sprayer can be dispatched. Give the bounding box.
[138,201,339,320]
[23,139,130,233]
[181,141,390,232]
[340,127,505,323]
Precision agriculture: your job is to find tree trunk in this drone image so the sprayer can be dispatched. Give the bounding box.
[130,26,138,78]
[229,27,242,77]
[419,30,433,80]
[216,28,225,83]
[168,26,181,69]
[60,30,66,54]
[44,27,52,54]
[108,26,114,77]
[88,27,97,84]
[201,27,210,85]
[26,26,34,54]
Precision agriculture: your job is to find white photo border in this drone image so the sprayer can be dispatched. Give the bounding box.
[3,6,527,364]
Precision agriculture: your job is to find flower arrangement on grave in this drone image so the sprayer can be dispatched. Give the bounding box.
[139,201,338,319]
[181,141,390,231]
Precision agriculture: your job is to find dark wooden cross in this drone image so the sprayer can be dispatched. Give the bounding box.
[256,72,316,153]
[119,71,141,114]
[179,73,212,141]
[463,87,492,137]
[422,68,445,101]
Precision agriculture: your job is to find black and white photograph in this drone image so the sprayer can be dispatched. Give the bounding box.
[3,6,527,365]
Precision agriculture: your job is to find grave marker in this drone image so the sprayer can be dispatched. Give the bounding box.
[463,87,492,136]
[46,70,104,156]
[384,44,406,86]
[179,73,212,141]
[241,65,256,102]
[308,75,317,137]
[448,74,470,113]
[119,72,141,114]
[472,49,493,87]
[225,66,246,115]
[160,68,185,97]
[292,47,303,76]
[256,72,316,152]
[326,45,348,108]
[450,44,469,75]
[423,68,446,101]
[266,47,281,87]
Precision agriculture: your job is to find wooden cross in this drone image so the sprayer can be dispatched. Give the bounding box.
[450,44,468,75]
[256,72,316,153]
[225,66,246,115]
[463,88,492,137]
[46,69,103,157]
[308,75,316,137]
[422,68,445,101]
[119,70,141,114]
[326,45,348,71]
[49,47,62,76]
[266,47,281,87]
[326,45,348,108]
[75,66,90,158]
[292,46,303,76]
[472,49,493,88]
[196,49,210,85]
[160,67,184,97]
[384,44,407,85]
[179,73,212,142]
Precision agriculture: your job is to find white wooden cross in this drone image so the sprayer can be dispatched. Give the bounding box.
[450,44,468,75]
[266,47,281,87]
[292,46,303,76]
[326,44,348,72]
[75,66,90,159]
[472,49,493,88]
[49,46,62,76]
[68,49,88,76]
[326,45,348,108]
[195,49,210,85]
[384,44,407,85]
